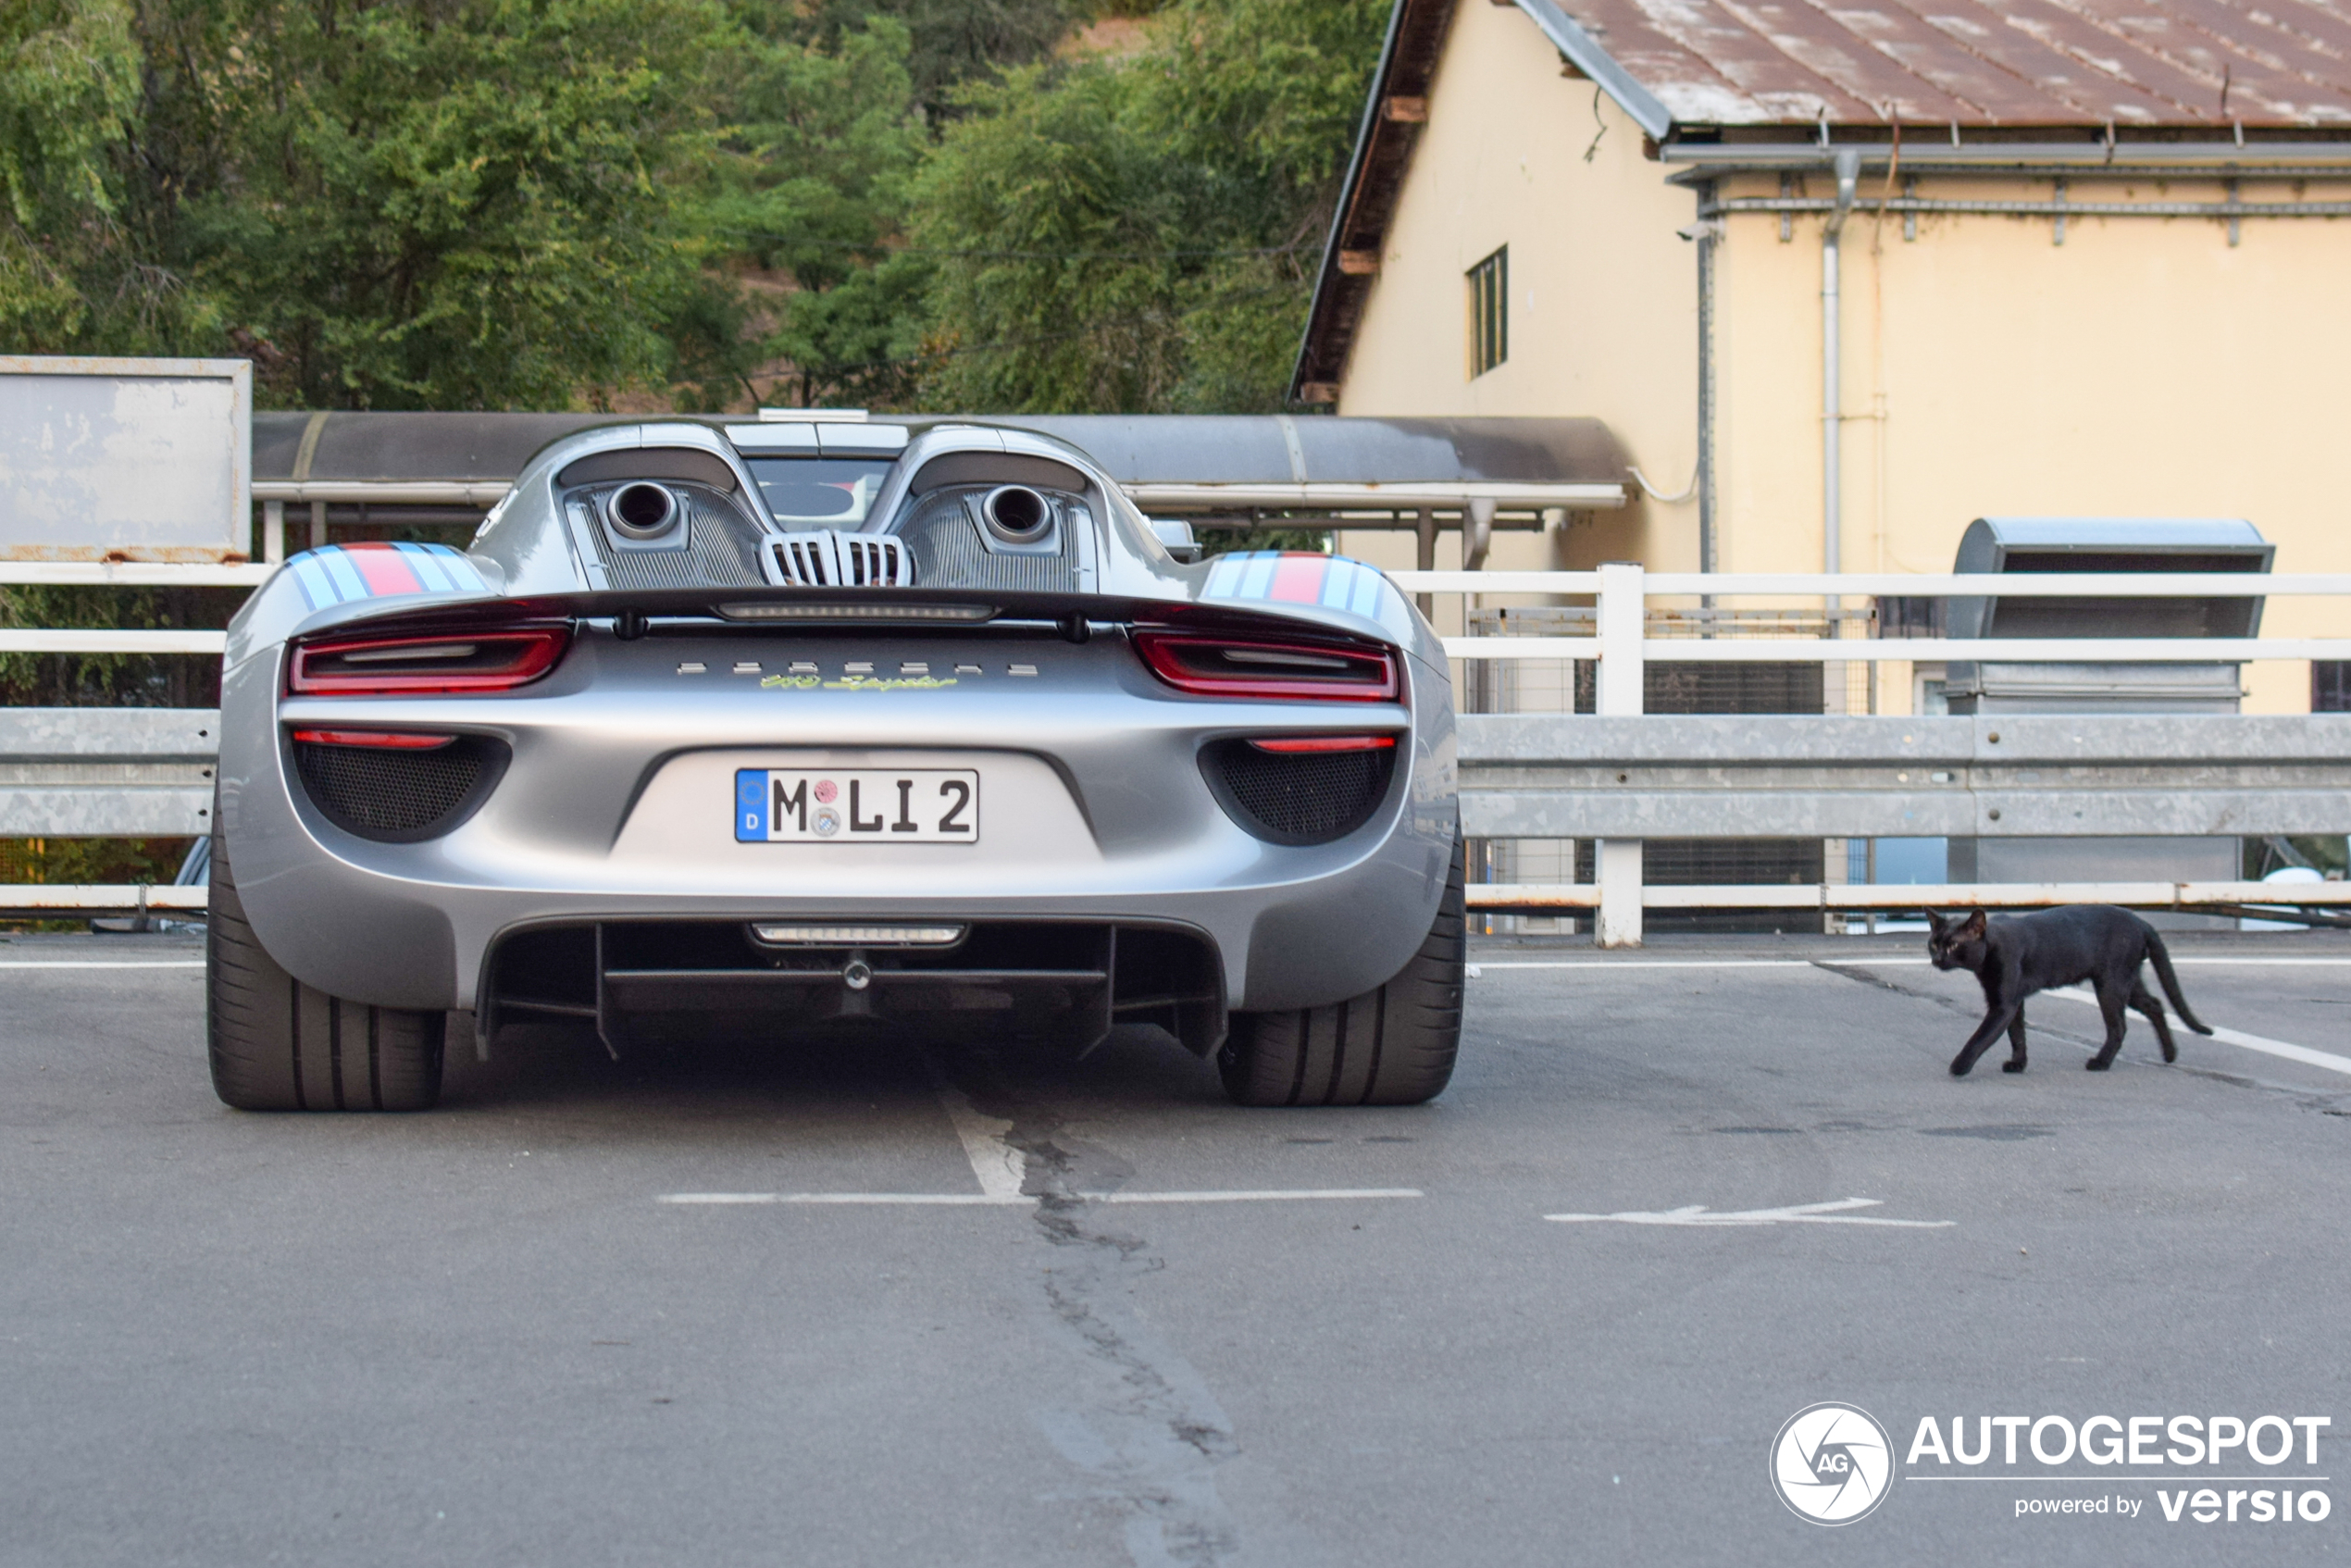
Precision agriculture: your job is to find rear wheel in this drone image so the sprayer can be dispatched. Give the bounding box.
[1219,835,1464,1106]
[207,835,444,1112]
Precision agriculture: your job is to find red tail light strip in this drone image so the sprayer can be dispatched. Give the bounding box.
[288,627,569,695]
[291,729,457,750]
[1132,628,1399,703]
[1247,736,1398,753]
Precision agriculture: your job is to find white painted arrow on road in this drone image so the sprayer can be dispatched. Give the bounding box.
[1545,1197,1954,1228]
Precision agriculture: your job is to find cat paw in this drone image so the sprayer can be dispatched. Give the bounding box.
[2002,1061,2026,1074]
[1947,1061,1974,1077]
[2084,1058,2113,1071]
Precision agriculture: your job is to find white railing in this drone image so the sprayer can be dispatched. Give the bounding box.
[1396,566,2351,664]
[1408,565,2351,945]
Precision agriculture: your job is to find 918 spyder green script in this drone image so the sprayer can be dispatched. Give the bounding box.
[735,768,979,843]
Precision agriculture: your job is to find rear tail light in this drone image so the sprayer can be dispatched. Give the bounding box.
[288,627,568,695]
[1132,629,1399,702]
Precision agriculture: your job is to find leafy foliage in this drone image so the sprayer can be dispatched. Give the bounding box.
[907,0,1385,413]
[0,0,1385,415]
[788,0,1077,120]
[178,0,737,409]
[0,0,185,349]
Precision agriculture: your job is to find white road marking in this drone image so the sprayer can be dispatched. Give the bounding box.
[925,1064,1028,1201]
[1546,1197,1953,1228]
[0,960,205,969]
[661,1192,1025,1206]
[1471,960,1818,971]
[2035,986,2351,1077]
[1097,1188,1422,1203]
[658,1188,1423,1207]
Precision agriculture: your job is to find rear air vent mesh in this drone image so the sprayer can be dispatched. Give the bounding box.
[768,531,914,587]
[1202,741,1394,845]
[293,737,506,841]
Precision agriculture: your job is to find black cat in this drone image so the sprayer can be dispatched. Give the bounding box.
[1926,905,2214,1077]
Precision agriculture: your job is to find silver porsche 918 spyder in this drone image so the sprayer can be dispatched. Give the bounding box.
[208,417,1463,1112]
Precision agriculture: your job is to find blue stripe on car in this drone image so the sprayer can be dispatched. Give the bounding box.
[287,553,341,610]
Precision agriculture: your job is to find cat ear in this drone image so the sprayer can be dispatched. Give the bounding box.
[1959,910,1987,937]
[1926,910,1947,933]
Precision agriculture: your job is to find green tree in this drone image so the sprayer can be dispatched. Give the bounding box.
[169,0,739,410]
[786,0,1076,119]
[907,0,1384,414]
[0,0,191,351]
[689,10,930,407]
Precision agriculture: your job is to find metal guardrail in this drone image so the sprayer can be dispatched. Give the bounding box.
[1458,715,2351,840]
[0,709,218,837]
[1457,713,2351,930]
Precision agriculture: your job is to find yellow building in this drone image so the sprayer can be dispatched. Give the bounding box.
[1292,0,2351,714]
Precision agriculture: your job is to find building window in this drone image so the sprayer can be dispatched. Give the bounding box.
[1467,247,1507,377]
[2318,662,2351,712]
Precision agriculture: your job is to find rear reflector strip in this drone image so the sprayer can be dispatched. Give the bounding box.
[1246,735,1398,753]
[291,729,458,750]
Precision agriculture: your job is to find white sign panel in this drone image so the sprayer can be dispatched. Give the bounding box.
[0,356,252,561]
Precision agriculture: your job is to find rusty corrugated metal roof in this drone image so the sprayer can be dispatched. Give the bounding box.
[1548,0,2351,127]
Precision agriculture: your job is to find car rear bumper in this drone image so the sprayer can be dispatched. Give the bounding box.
[217,626,1458,1017]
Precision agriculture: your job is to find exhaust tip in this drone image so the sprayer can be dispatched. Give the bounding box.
[608,481,679,538]
[981,484,1051,541]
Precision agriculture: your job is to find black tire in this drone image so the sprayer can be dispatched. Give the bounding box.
[207,835,444,1112]
[1218,835,1465,1106]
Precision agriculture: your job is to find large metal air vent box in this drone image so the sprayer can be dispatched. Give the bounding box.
[1943,517,2272,922]
[1947,517,2270,716]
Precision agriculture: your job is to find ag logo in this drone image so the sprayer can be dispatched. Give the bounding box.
[1770,1403,1895,1524]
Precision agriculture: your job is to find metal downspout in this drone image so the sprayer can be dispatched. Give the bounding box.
[1696,180,1718,579]
[1821,149,1860,584]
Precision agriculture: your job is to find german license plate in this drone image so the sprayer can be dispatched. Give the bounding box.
[735,768,979,843]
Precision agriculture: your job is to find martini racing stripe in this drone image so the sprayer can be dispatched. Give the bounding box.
[286,542,490,610]
[1202,551,1394,623]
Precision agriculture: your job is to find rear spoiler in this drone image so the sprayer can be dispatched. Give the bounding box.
[288,582,1419,653]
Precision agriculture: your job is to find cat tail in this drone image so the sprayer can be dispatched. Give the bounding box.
[2145,931,2215,1036]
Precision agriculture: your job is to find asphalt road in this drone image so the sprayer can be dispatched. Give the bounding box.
[3,927,2346,1567]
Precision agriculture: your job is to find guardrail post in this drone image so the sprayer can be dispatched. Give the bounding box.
[1595,561,1645,948]
[262,500,285,564]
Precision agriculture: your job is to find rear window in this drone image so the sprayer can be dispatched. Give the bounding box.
[747,456,898,528]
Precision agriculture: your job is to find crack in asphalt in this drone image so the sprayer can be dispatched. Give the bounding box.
[945,1051,1243,1568]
